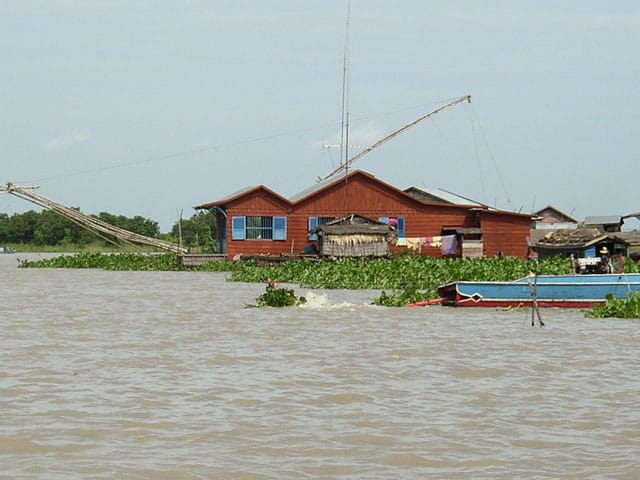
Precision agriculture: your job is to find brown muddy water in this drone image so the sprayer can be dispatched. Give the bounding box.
[1,253,639,479]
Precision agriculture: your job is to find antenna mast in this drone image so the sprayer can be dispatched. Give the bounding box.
[340,0,351,214]
[340,0,351,170]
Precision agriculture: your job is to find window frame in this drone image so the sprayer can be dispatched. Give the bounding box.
[308,216,336,241]
[231,215,287,241]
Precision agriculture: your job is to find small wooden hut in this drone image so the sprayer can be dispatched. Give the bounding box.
[311,214,395,258]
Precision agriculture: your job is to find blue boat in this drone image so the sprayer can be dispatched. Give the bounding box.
[436,273,640,308]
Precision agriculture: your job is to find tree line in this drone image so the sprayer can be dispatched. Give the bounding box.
[0,209,217,251]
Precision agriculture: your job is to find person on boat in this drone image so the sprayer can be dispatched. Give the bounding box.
[527,247,539,261]
[599,246,613,274]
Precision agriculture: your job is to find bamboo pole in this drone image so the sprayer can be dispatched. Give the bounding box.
[528,274,545,327]
[320,95,472,181]
[2,183,187,254]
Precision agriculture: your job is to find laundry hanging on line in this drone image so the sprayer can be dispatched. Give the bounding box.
[398,234,457,254]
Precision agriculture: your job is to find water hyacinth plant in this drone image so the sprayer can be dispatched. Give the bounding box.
[257,282,306,307]
[19,252,640,309]
[18,252,185,270]
[586,292,640,319]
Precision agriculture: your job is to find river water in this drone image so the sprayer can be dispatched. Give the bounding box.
[1,253,639,479]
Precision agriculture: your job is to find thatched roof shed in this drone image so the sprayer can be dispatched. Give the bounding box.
[311,214,395,258]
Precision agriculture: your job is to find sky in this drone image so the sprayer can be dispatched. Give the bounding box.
[2,1,639,232]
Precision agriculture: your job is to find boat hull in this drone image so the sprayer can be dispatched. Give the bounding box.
[437,274,640,308]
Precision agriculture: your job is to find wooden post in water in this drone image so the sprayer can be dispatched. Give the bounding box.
[528,274,545,327]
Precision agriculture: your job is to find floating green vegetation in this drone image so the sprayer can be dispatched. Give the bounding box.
[227,255,575,306]
[18,252,240,272]
[586,292,640,319]
[229,255,572,288]
[18,252,185,270]
[256,283,306,307]
[19,251,640,308]
[375,285,430,307]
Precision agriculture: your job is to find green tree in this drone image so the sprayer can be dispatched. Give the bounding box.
[0,208,162,247]
[96,212,160,238]
[0,213,9,243]
[3,210,39,243]
[33,209,70,245]
[171,211,216,251]
[125,215,160,238]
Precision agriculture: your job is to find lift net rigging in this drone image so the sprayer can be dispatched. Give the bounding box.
[320,95,471,181]
[1,183,187,254]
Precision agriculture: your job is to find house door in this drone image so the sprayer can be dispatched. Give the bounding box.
[218,216,227,254]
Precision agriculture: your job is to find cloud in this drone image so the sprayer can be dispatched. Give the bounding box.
[45,129,93,150]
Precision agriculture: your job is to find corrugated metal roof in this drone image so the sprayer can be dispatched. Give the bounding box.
[534,222,579,230]
[584,215,623,225]
[404,186,484,206]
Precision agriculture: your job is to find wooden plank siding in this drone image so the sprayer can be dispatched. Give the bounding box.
[223,189,293,259]
[197,170,534,259]
[480,212,531,257]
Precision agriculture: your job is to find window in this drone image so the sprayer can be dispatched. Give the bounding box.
[379,216,406,238]
[308,216,335,240]
[231,216,287,240]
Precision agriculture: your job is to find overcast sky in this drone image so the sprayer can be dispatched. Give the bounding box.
[2,1,639,231]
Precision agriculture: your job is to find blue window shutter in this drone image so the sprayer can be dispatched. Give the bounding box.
[232,216,246,240]
[308,217,318,241]
[273,216,287,240]
[397,217,406,238]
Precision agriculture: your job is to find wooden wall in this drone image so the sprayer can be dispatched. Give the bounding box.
[217,172,532,260]
[481,212,531,258]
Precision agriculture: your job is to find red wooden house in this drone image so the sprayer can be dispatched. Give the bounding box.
[194,170,533,259]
